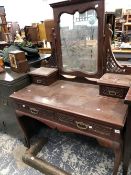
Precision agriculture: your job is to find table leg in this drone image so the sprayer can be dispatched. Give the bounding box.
[98,139,122,175]
[123,106,131,175]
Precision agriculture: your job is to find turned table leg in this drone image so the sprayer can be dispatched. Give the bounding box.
[113,142,122,175]
[122,106,131,175]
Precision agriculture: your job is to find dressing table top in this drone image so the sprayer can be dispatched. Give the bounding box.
[10,80,127,128]
[29,67,58,77]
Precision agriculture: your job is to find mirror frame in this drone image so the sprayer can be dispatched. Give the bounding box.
[50,0,105,78]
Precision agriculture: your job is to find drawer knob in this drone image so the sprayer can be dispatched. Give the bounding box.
[37,79,42,84]
[109,90,116,96]
[89,125,93,129]
[76,121,89,130]
[30,107,39,115]
[114,129,120,134]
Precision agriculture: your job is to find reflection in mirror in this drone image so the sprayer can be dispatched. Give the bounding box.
[60,10,98,74]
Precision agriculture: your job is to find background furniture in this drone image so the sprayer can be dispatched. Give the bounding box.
[38,20,54,42]
[7,22,20,41]
[0,67,30,137]
[24,26,40,44]
[113,49,131,61]
[105,12,115,39]
[0,6,8,41]
[124,11,131,35]
[0,41,10,50]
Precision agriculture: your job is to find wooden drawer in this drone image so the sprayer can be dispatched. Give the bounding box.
[99,85,128,98]
[98,73,130,98]
[15,101,121,140]
[55,112,120,139]
[32,75,57,86]
[15,102,55,121]
[29,67,58,86]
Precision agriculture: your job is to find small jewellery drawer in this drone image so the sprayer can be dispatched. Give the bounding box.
[32,77,48,85]
[29,67,58,86]
[99,85,128,99]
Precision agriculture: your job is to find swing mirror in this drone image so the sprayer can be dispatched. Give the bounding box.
[60,10,98,74]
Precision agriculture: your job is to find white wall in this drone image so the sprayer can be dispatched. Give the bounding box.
[105,0,131,12]
[0,0,53,28]
[0,0,131,28]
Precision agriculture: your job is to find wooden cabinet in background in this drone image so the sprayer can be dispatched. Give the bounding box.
[0,68,30,136]
[0,6,8,41]
[38,20,54,42]
[24,26,40,43]
[124,14,131,34]
[44,20,54,42]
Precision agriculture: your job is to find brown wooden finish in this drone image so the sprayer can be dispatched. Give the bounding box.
[10,80,128,174]
[50,0,105,78]
[123,106,131,175]
[99,85,128,98]
[22,138,71,175]
[121,79,131,175]
[98,73,131,88]
[10,81,127,129]
[29,67,58,77]
[0,12,8,41]
[9,1,131,175]
[124,87,131,104]
[8,51,30,73]
[44,20,55,42]
[24,26,40,43]
[98,73,131,98]
[29,67,58,85]
[16,108,123,175]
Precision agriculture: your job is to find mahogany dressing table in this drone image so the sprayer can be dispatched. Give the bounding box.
[10,0,131,174]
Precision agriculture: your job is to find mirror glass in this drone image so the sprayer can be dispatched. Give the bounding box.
[60,10,98,74]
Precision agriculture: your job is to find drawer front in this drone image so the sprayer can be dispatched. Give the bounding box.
[32,76,47,85]
[15,102,55,120]
[31,74,57,86]
[99,85,128,98]
[15,102,121,140]
[55,112,117,139]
